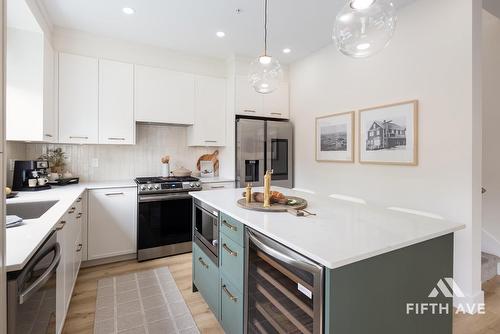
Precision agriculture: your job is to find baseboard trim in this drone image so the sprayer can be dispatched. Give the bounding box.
[81,253,137,268]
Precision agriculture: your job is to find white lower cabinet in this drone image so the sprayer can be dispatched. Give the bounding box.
[88,187,137,260]
[56,193,86,334]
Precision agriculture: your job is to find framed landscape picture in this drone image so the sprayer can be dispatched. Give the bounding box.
[359,100,418,165]
[315,111,354,162]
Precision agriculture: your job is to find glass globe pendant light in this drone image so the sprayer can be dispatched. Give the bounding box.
[333,0,397,58]
[248,0,283,94]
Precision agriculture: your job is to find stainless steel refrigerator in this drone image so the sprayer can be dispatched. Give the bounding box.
[236,118,293,188]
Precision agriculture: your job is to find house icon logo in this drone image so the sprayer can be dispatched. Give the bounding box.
[428,278,465,298]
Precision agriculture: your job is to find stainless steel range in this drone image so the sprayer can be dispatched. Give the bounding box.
[135,176,202,261]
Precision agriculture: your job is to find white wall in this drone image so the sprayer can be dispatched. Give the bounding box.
[481,10,500,256]
[289,0,482,307]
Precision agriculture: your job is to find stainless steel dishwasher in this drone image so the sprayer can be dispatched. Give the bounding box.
[7,231,61,334]
[245,228,324,334]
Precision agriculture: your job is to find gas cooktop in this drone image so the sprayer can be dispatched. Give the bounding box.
[134,176,202,194]
[135,176,199,184]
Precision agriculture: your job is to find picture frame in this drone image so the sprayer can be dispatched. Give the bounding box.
[358,100,418,166]
[315,111,355,163]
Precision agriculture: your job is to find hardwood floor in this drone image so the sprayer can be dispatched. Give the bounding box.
[62,253,223,334]
[453,276,500,334]
[63,252,499,334]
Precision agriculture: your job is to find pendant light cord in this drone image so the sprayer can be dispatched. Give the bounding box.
[264,0,268,56]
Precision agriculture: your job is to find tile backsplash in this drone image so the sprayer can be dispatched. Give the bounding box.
[6,124,225,185]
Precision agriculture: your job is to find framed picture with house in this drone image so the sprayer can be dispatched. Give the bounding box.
[315,111,355,162]
[359,100,418,165]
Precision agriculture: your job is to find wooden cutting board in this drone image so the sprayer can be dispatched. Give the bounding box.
[236,196,308,212]
[196,150,219,172]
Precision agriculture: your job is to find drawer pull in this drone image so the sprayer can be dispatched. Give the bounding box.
[108,137,125,141]
[105,192,124,196]
[68,207,76,214]
[243,109,256,113]
[76,213,83,219]
[198,257,209,269]
[271,112,282,116]
[55,221,66,231]
[223,243,237,257]
[44,134,53,138]
[222,285,238,302]
[222,220,237,231]
[211,185,225,189]
[76,244,83,252]
[76,197,82,203]
[204,140,217,143]
[69,136,88,139]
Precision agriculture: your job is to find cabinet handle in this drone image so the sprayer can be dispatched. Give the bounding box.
[243,109,256,113]
[76,244,83,252]
[69,136,88,139]
[204,140,217,143]
[68,207,76,214]
[271,112,282,116]
[76,197,82,203]
[105,192,124,196]
[76,213,83,219]
[108,137,125,141]
[198,257,208,269]
[222,243,238,257]
[44,134,53,138]
[55,221,66,231]
[222,220,237,231]
[211,185,225,189]
[222,285,238,302]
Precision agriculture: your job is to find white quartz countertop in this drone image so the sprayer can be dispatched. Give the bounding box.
[6,181,137,272]
[190,187,465,269]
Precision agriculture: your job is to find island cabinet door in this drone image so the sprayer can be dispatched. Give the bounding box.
[220,275,244,334]
[192,243,220,318]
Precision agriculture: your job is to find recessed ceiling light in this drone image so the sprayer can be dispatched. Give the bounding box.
[350,0,375,10]
[122,7,135,15]
[282,48,291,54]
[216,31,226,38]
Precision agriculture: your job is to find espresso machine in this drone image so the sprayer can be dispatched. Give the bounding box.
[12,160,52,191]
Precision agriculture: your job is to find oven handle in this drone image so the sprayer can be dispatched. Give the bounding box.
[139,193,192,202]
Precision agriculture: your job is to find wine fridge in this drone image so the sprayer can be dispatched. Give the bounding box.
[245,229,324,334]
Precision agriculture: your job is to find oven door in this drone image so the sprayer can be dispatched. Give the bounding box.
[138,193,193,260]
[194,201,219,260]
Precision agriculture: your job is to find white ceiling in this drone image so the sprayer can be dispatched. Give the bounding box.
[40,0,414,63]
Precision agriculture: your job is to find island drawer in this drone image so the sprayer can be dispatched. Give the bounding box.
[220,213,244,246]
[219,234,244,293]
[193,243,219,318]
[220,275,244,334]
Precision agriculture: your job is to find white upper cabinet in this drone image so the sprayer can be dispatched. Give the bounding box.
[58,53,99,144]
[187,76,227,146]
[6,28,56,142]
[135,65,195,125]
[235,75,264,117]
[262,81,290,119]
[99,59,135,144]
[235,75,289,119]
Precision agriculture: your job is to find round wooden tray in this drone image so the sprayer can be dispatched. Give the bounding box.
[236,196,308,212]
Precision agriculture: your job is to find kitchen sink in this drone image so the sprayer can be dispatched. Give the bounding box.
[6,200,59,220]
